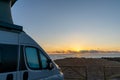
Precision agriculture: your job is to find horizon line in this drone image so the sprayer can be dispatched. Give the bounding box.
[47,49,120,54]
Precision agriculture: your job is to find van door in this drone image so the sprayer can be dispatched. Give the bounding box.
[19,46,59,80]
[0,44,18,80]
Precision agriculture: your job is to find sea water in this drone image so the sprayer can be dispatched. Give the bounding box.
[48,53,120,60]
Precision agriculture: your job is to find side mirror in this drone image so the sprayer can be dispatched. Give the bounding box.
[47,60,54,70]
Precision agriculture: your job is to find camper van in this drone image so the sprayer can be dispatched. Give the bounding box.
[0,0,64,80]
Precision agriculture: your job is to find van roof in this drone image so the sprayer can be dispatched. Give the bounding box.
[0,21,23,31]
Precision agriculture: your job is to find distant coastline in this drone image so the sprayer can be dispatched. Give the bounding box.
[49,52,120,60]
[48,50,120,54]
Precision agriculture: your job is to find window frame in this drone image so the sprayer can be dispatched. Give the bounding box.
[24,46,42,70]
[24,46,53,70]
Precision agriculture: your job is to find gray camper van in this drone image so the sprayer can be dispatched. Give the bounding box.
[0,0,64,80]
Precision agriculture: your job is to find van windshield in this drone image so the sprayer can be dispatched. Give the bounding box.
[0,44,18,73]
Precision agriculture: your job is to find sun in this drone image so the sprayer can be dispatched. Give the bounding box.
[72,47,83,52]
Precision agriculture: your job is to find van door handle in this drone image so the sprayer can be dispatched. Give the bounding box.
[6,74,13,80]
[23,72,28,80]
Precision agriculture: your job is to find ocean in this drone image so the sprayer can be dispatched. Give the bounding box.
[48,53,120,60]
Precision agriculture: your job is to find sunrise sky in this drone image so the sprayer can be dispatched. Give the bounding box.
[12,0,120,53]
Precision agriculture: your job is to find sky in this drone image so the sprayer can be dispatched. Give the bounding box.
[12,0,120,52]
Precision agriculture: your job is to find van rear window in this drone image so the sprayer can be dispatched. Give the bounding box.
[0,44,18,73]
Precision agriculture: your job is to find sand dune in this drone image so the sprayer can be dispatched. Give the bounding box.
[55,58,120,80]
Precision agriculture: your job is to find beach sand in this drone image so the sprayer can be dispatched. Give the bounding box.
[55,58,120,80]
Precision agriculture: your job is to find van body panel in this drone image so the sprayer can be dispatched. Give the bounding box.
[19,69,63,80]
[0,72,17,80]
[0,29,64,80]
[19,32,39,47]
[0,30,18,44]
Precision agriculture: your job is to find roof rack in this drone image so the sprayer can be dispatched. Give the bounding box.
[0,21,23,31]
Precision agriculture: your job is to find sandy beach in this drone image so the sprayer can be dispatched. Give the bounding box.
[55,58,120,80]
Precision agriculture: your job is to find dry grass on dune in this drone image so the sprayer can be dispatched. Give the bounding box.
[55,58,120,80]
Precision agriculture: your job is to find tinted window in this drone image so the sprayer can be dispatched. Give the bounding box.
[39,52,48,69]
[25,47,40,69]
[0,44,18,73]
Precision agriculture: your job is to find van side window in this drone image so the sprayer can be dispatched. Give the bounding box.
[0,44,18,73]
[25,47,40,69]
[39,51,48,69]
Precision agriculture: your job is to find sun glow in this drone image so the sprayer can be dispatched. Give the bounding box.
[71,47,83,52]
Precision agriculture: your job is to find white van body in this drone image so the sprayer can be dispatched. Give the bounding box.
[0,22,64,80]
[0,0,64,79]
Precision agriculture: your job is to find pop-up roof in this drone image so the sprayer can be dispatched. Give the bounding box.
[0,0,17,23]
[11,0,17,7]
[0,0,23,31]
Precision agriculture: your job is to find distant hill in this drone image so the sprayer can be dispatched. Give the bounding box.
[102,57,120,62]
